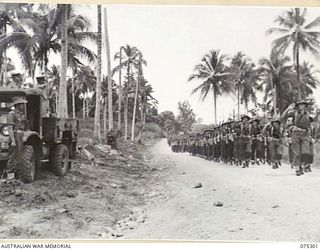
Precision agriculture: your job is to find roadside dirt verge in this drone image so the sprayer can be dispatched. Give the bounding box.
[0,139,165,239]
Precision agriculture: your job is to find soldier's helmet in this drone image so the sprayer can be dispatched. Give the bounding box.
[250,116,260,124]
[271,117,281,126]
[11,96,28,107]
[296,100,310,106]
[240,114,251,121]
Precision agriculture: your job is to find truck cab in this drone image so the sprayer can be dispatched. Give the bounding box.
[0,88,79,183]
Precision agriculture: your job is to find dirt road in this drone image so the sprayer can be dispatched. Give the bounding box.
[124,139,320,241]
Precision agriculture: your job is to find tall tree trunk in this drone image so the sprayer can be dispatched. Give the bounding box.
[104,8,113,131]
[83,98,85,119]
[44,52,48,81]
[2,47,7,86]
[124,94,128,141]
[271,79,277,117]
[57,4,68,118]
[274,84,277,116]
[118,47,122,131]
[2,23,7,86]
[296,47,301,100]
[94,5,102,141]
[103,97,107,139]
[237,84,240,120]
[72,69,76,118]
[213,90,217,124]
[86,98,89,118]
[124,62,130,141]
[131,53,141,141]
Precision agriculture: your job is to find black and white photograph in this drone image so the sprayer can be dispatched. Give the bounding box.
[0,1,320,243]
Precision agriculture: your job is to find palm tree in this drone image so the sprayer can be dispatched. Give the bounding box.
[115,46,124,131]
[259,53,295,115]
[137,80,158,141]
[93,4,102,140]
[73,66,96,119]
[57,4,69,118]
[229,52,260,116]
[131,52,142,141]
[188,50,233,124]
[47,65,60,114]
[267,8,320,100]
[0,5,96,82]
[113,45,145,140]
[0,3,31,83]
[103,7,113,132]
[299,61,320,99]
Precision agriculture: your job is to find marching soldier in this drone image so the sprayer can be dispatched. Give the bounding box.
[250,117,264,165]
[207,131,214,161]
[214,127,221,162]
[227,121,235,165]
[281,100,312,176]
[268,118,283,169]
[283,117,294,169]
[304,115,316,172]
[262,116,272,165]
[232,120,242,166]
[220,123,228,163]
[240,115,251,168]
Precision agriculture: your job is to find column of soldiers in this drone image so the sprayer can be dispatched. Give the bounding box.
[168,100,317,176]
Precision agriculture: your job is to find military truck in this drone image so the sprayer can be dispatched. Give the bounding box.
[0,88,79,183]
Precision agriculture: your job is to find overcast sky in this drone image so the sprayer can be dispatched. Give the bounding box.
[9,4,320,124]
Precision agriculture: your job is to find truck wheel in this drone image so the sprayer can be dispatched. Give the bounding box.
[20,145,36,183]
[50,144,69,176]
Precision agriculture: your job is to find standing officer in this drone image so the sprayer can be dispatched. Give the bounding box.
[281,100,312,176]
[6,96,28,180]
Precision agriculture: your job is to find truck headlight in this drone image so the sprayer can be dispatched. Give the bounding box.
[1,126,9,136]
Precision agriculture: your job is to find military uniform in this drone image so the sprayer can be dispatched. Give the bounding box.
[6,97,28,178]
[284,123,294,168]
[281,101,312,176]
[268,119,283,169]
[232,121,242,165]
[214,128,221,162]
[250,119,264,165]
[207,132,214,160]
[240,115,251,168]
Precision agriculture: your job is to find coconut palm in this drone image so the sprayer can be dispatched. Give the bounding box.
[131,52,143,141]
[0,3,32,81]
[113,45,146,140]
[267,8,320,100]
[73,66,96,119]
[188,50,233,124]
[103,7,113,132]
[58,4,69,118]
[0,5,96,81]
[229,52,260,116]
[298,61,320,99]
[259,53,296,115]
[93,4,102,140]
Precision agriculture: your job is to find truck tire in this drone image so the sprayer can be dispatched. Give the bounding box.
[20,145,36,183]
[50,144,69,176]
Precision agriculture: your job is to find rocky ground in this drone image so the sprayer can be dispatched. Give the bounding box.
[0,139,168,239]
[124,139,320,241]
